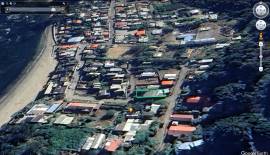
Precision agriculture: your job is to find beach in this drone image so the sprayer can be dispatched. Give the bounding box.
[0,25,57,126]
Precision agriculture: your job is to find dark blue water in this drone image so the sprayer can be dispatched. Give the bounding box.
[0,14,49,95]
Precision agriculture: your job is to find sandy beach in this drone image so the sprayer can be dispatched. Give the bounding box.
[0,25,57,127]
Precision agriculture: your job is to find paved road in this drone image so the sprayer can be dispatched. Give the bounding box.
[108,0,115,47]
[157,66,189,151]
[65,44,87,101]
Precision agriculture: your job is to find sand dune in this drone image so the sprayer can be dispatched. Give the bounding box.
[0,25,57,126]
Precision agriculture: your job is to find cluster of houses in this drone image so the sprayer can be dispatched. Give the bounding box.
[55,1,110,45]
[43,44,79,100]
[79,51,130,99]
[133,70,178,100]
[15,100,102,125]
[174,9,218,28]
[81,134,121,153]
[7,1,248,154]
[177,32,217,46]
[80,1,110,44]
[114,1,152,43]
[165,58,217,153]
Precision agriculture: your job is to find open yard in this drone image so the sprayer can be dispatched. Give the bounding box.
[107,44,131,59]
[163,31,180,44]
[196,22,221,40]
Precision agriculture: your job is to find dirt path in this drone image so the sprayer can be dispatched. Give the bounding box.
[156,66,189,151]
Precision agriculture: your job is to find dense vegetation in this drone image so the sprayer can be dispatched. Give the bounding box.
[0,124,91,154]
[174,0,270,154]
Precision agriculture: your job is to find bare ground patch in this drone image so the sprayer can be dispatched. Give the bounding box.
[107,44,131,59]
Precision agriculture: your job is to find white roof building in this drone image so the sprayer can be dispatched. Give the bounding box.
[152,29,163,35]
[209,13,218,20]
[141,72,157,78]
[164,74,177,80]
[153,52,163,58]
[190,9,200,15]
[175,139,204,151]
[67,36,84,43]
[138,36,149,43]
[91,134,106,149]
[215,43,231,49]
[199,65,210,70]
[82,137,95,151]
[104,61,115,68]
[198,59,214,64]
[82,134,106,150]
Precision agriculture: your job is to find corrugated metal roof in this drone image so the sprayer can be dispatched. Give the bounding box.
[46,103,61,113]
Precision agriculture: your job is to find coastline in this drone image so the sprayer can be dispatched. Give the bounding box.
[0,25,57,127]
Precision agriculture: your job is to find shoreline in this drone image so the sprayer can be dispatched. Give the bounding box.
[0,25,57,127]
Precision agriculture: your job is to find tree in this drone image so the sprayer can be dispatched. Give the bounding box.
[149,121,160,136]
[114,113,124,125]
[163,27,173,34]
[101,110,115,120]
[128,146,145,155]
[133,130,149,144]
[113,149,126,155]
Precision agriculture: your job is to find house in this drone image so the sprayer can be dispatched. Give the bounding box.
[194,70,205,75]
[104,61,115,68]
[185,38,217,46]
[67,36,84,43]
[26,104,50,115]
[82,134,106,151]
[54,114,74,125]
[170,114,194,123]
[156,21,165,28]
[123,131,136,146]
[151,29,163,35]
[72,19,83,24]
[98,89,111,98]
[44,82,54,95]
[199,27,211,32]
[104,138,122,152]
[29,115,49,123]
[122,119,153,132]
[90,44,99,49]
[209,13,218,21]
[91,134,106,149]
[177,34,196,43]
[190,9,200,15]
[135,29,146,37]
[150,104,160,114]
[45,103,61,114]
[198,59,213,64]
[175,139,204,154]
[65,102,100,113]
[199,65,209,70]
[138,36,149,43]
[215,43,231,49]
[134,88,168,99]
[167,125,196,137]
[153,52,163,58]
[161,80,174,87]
[115,21,128,29]
[140,72,157,78]
[186,96,201,104]
[163,74,177,80]
[232,36,242,41]
[109,68,123,72]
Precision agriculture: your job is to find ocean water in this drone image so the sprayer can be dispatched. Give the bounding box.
[0,14,49,95]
